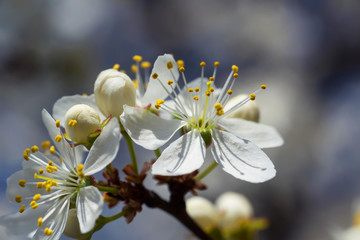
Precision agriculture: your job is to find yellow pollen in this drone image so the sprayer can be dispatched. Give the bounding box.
[177,60,184,68]
[41,141,51,150]
[167,80,173,85]
[32,203,39,209]
[217,109,224,116]
[233,73,239,78]
[214,103,223,110]
[210,87,214,92]
[154,104,161,109]
[68,120,77,127]
[261,84,267,89]
[55,120,60,128]
[167,61,174,69]
[19,205,25,213]
[188,88,193,92]
[46,166,53,173]
[30,201,36,207]
[31,145,39,153]
[77,164,84,172]
[214,61,220,67]
[205,91,211,96]
[39,169,44,174]
[195,87,200,92]
[48,161,53,166]
[133,55,142,62]
[156,99,164,104]
[209,77,215,81]
[50,146,55,155]
[23,152,29,161]
[193,96,199,101]
[232,65,239,73]
[15,195,22,203]
[112,64,120,70]
[44,228,53,236]
[18,180,26,188]
[33,194,41,201]
[37,217,43,227]
[141,61,151,68]
[250,93,256,101]
[179,66,185,72]
[131,64,137,73]
[55,135,62,142]
[82,93,88,97]
[152,73,158,79]
[227,90,233,95]
[37,182,43,189]
[25,148,31,154]
[200,61,206,67]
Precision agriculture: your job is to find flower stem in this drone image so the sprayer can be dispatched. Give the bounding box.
[154,148,161,158]
[120,122,138,176]
[195,160,218,180]
[97,185,119,193]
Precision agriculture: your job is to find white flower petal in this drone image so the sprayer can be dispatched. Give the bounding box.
[141,54,179,106]
[76,186,104,233]
[218,118,284,148]
[74,145,86,166]
[83,118,121,175]
[152,130,206,176]
[52,94,104,124]
[211,130,276,183]
[121,105,186,150]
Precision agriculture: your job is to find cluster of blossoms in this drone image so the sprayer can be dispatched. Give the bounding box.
[1,54,282,240]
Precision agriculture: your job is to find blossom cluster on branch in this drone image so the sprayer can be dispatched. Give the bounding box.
[0,54,283,240]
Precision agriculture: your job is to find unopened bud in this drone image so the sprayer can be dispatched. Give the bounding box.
[186,196,218,231]
[215,192,253,229]
[94,69,136,118]
[64,104,101,145]
[224,94,260,122]
[63,209,92,239]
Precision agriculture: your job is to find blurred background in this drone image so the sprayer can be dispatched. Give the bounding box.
[1,0,360,239]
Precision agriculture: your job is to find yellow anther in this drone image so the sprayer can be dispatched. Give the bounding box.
[18,180,26,188]
[49,146,55,155]
[250,93,256,101]
[19,205,25,213]
[82,93,88,97]
[156,99,164,104]
[152,73,158,79]
[48,161,53,166]
[112,64,120,70]
[209,77,215,81]
[55,120,60,128]
[37,217,43,227]
[41,141,51,150]
[51,166,58,172]
[214,61,220,67]
[25,148,30,154]
[167,80,174,85]
[45,186,51,192]
[207,81,212,86]
[55,135,62,142]
[46,166,53,173]
[131,64,137,73]
[214,103,223,110]
[188,88,194,92]
[177,60,184,68]
[23,152,29,161]
[131,80,138,89]
[193,96,199,101]
[44,228,53,236]
[154,104,161,109]
[205,91,211,96]
[78,171,85,179]
[261,84,267,89]
[51,180,58,187]
[30,201,36,207]
[77,164,84,172]
[33,194,41,201]
[210,87,215,92]
[179,67,185,72]
[133,55,142,62]
[227,90,233,95]
[233,73,239,78]
[195,87,200,92]
[68,120,78,127]
[141,61,151,68]
[217,109,225,116]
[15,195,22,203]
[31,145,39,153]
[39,169,44,174]
[167,61,174,69]
[232,65,239,73]
[37,182,43,189]
[200,61,206,67]
[32,203,39,209]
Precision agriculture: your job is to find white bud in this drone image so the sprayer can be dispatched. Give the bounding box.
[215,192,253,229]
[224,94,260,122]
[186,196,218,230]
[64,104,101,144]
[94,69,136,118]
[63,208,91,239]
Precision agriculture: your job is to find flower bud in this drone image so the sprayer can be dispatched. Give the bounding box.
[63,209,92,239]
[64,104,101,145]
[186,196,218,231]
[224,94,260,122]
[215,192,253,229]
[94,69,136,118]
